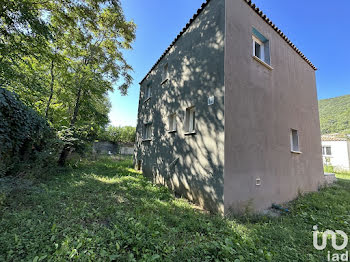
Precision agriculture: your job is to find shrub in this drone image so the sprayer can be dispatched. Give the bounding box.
[324,165,334,173]
[0,88,60,177]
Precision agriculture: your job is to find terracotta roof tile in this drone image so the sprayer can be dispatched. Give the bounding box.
[140,0,316,84]
[321,134,349,141]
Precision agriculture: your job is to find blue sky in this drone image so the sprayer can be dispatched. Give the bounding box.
[109,0,350,127]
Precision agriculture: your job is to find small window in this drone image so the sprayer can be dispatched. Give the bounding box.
[290,129,300,152]
[162,63,168,83]
[185,107,195,133]
[168,113,177,132]
[252,28,270,65]
[145,85,151,100]
[322,146,332,156]
[253,36,264,61]
[143,123,152,140]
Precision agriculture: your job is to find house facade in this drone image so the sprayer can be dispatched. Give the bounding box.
[322,134,350,171]
[134,0,325,214]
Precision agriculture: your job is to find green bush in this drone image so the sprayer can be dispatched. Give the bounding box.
[0,88,60,177]
[324,165,334,173]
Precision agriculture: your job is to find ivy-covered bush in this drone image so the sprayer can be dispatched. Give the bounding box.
[0,88,59,177]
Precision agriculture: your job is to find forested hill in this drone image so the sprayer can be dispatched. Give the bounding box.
[319,94,350,134]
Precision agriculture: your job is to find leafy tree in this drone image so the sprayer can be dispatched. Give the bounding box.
[97,126,136,144]
[0,0,51,88]
[1,0,136,166]
[47,0,136,165]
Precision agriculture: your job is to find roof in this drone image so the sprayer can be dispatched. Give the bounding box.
[321,134,349,142]
[140,0,317,85]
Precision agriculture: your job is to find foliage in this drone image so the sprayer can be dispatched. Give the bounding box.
[0,0,51,87]
[323,164,334,173]
[1,157,350,261]
[0,88,59,177]
[1,0,136,165]
[319,95,350,134]
[98,126,136,144]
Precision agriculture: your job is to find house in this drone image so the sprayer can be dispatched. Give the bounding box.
[134,0,325,214]
[322,134,350,171]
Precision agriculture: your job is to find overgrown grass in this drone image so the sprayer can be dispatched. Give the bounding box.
[1,157,350,261]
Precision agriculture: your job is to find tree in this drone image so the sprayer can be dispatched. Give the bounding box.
[49,0,136,165]
[1,0,136,166]
[0,0,51,88]
[97,126,136,144]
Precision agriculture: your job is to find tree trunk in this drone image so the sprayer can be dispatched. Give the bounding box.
[45,59,55,119]
[58,85,83,166]
[58,145,70,166]
[70,85,82,126]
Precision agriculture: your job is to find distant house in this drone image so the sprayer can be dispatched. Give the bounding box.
[322,134,350,171]
[134,0,324,214]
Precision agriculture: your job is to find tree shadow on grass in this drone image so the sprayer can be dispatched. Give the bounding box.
[2,158,350,261]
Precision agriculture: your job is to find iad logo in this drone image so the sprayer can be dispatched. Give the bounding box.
[313,225,349,261]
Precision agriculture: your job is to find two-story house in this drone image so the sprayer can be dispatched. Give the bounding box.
[134,0,325,214]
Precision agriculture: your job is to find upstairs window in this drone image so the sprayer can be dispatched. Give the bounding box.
[252,28,270,65]
[143,123,152,140]
[162,63,168,83]
[185,107,196,133]
[168,113,177,132]
[290,129,300,152]
[322,146,332,156]
[253,36,264,61]
[145,85,151,100]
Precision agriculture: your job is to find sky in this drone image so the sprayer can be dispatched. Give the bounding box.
[109,0,350,127]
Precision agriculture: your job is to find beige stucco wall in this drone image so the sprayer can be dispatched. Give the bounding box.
[224,0,325,214]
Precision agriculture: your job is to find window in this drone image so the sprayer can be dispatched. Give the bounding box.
[162,63,168,83]
[253,36,264,61]
[322,146,332,156]
[185,107,196,133]
[145,85,151,100]
[143,123,152,140]
[252,28,270,65]
[290,129,300,152]
[168,113,177,132]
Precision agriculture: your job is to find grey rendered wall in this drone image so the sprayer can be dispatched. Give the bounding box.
[224,0,324,213]
[135,0,225,212]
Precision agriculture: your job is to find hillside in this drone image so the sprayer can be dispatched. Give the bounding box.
[319,94,350,134]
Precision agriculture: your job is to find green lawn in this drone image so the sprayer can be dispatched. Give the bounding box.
[1,157,350,261]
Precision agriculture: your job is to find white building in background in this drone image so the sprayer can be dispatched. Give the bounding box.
[321,134,350,171]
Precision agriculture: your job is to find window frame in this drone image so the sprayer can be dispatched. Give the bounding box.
[252,28,272,68]
[252,35,265,62]
[168,113,177,133]
[161,63,169,84]
[143,123,152,141]
[290,129,301,153]
[185,106,196,135]
[322,146,332,156]
[144,85,152,102]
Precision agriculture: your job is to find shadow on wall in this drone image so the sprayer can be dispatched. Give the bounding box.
[135,0,225,213]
